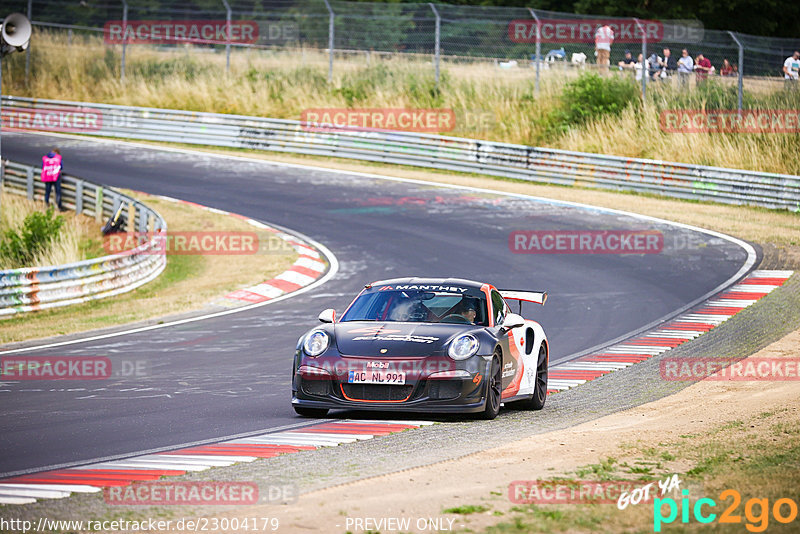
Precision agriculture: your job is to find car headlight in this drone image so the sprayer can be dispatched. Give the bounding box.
[448,334,479,360]
[303,330,330,357]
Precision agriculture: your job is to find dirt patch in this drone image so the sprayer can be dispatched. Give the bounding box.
[204,327,800,533]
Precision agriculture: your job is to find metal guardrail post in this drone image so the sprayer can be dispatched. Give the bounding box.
[95,187,103,222]
[128,202,135,232]
[527,8,541,95]
[728,31,744,114]
[323,0,334,83]
[429,3,441,89]
[222,0,231,74]
[26,167,34,200]
[634,18,647,103]
[75,180,83,214]
[121,0,128,82]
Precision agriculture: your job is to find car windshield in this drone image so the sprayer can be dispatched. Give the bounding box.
[340,290,488,326]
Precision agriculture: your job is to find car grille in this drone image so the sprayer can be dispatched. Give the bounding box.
[301,379,331,397]
[427,380,461,400]
[341,383,413,402]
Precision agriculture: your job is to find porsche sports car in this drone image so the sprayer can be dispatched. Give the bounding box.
[291,277,548,420]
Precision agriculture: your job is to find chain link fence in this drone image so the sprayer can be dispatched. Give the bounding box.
[2,1,800,102]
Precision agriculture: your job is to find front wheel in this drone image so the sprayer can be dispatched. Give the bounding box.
[511,344,548,411]
[477,352,502,420]
[293,406,329,418]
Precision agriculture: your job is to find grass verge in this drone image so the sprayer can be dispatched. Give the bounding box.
[0,193,105,269]
[481,409,800,533]
[0,190,298,345]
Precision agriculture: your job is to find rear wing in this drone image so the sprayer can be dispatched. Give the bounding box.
[499,290,548,306]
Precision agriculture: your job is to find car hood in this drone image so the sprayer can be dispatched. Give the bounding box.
[334,322,471,357]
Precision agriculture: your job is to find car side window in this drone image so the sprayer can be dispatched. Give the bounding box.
[491,290,507,326]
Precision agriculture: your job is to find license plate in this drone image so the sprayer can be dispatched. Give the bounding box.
[347,370,406,385]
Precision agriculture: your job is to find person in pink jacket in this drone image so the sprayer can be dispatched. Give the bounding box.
[41,148,64,211]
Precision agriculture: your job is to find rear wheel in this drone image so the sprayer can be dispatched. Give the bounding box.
[478,351,502,420]
[509,344,548,410]
[293,406,329,418]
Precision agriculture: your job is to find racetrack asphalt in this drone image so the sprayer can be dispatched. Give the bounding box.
[0,133,752,476]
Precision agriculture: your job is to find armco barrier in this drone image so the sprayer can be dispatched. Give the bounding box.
[2,96,799,211]
[0,160,167,316]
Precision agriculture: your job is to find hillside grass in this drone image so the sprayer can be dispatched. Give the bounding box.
[0,193,104,269]
[2,30,799,175]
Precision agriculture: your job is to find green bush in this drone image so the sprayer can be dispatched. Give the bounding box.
[0,208,65,267]
[547,73,640,135]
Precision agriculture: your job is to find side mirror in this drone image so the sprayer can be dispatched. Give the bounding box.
[501,313,525,331]
[318,308,336,323]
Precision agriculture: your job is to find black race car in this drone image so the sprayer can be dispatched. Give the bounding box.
[291,278,549,420]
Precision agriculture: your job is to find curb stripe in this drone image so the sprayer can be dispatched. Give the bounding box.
[546,270,793,392]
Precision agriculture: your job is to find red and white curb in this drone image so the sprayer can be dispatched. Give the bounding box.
[0,420,433,505]
[152,195,328,305]
[546,270,794,393]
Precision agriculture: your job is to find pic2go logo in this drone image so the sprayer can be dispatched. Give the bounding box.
[654,489,799,532]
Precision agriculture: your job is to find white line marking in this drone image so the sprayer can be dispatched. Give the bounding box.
[0,483,101,493]
[276,270,316,286]
[0,495,37,504]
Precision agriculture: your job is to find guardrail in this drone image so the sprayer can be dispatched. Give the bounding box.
[0,160,167,316]
[2,95,799,211]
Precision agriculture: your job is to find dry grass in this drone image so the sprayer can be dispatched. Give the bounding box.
[0,192,102,269]
[0,190,298,344]
[3,30,799,175]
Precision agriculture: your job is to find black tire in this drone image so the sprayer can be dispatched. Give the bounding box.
[478,351,502,420]
[511,344,548,410]
[293,406,329,418]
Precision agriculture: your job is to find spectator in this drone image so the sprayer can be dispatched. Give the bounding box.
[634,53,644,82]
[677,49,694,87]
[720,59,735,77]
[784,51,800,89]
[41,148,64,211]
[618,50,635,70]
[695,53,712,83]
[595,24,614,75]
[658,48,677,80]
[648,52,663,81]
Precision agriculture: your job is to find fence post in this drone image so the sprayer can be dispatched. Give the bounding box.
[95,187,103,222]
[527,8,541,95]
[221,0,231,74]
[323,0,334,83]
[429,3,441,89]
[121,0,128,82]
[25,0,32,85]
[634,18,647,103]
[75,180,83,214]
[728,31,744,114]
[26,167,34,200]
